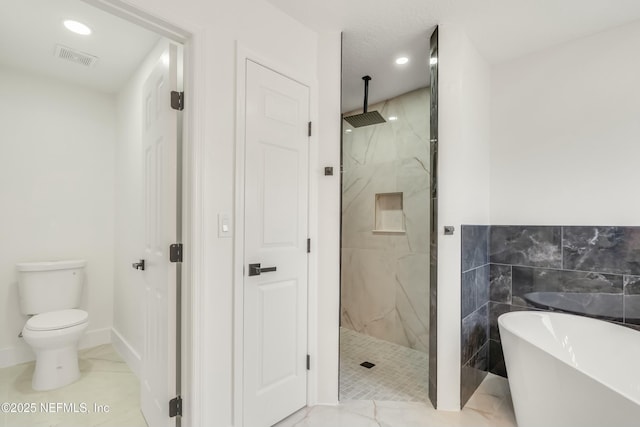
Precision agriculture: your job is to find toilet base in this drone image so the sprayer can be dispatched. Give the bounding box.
[32,345,81,391]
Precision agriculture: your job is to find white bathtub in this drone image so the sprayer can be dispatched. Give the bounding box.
[498,311,640,427]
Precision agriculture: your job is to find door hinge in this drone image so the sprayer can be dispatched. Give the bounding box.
[171,91,184,111]
[169,395,182,417]
[307,238,311,253]
[170,243,183,263]
[306,354,310,370]
[308,121,312,137]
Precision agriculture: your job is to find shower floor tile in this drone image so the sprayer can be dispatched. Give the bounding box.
[339,327,428,401]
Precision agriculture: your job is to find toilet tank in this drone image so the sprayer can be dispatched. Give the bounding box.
[17,260,86,315]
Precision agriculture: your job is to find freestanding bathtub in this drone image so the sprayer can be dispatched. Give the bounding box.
[499,311,640,427]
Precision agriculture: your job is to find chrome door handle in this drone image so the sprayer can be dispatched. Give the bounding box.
[248,263,277,276]
[132,259,145,271]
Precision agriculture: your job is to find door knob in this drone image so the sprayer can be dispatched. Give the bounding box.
[132,259,145,271]
[248,263,277,276]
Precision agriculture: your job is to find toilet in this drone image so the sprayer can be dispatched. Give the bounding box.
[17,260,89,391]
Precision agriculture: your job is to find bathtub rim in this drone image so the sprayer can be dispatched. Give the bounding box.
[498,310,640,406]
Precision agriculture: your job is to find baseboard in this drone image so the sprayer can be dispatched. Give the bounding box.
[0,343,34,369]
[111,327,141,378]
[79,327,112,350]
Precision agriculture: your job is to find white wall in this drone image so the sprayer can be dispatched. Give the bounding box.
[312,30,342,405]
[437,24,491,410]
[0,65,115,367]
[118,0,337,424]
[113,38,169,376]
[490,20,640,225]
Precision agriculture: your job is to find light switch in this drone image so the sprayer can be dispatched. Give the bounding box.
[218,213,232,238]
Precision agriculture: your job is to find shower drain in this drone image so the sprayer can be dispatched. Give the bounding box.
[360,361,375,369]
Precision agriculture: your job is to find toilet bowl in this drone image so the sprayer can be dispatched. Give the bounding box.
[22,309,89,391]
[17,260,89,391]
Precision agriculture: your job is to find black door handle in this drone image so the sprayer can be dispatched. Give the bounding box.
[132,259,145,271]
[248,263,277,276]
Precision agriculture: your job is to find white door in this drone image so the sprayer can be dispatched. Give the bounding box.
[243,60,310,427]
[141,43,179,427]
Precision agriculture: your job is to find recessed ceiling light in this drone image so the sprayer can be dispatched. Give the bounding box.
[388,116,398,121]
[64,20,92,35]
[395,57,409,65]
[345,129,352,133]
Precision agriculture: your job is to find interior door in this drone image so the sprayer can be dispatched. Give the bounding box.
[243,59,310,427]
[141,43,179,427]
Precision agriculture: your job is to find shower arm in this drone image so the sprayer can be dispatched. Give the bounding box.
[362,75,371,114]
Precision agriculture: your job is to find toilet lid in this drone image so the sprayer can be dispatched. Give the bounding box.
[26,309,88,331]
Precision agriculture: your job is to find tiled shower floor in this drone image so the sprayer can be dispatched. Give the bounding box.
[339,327,428,401]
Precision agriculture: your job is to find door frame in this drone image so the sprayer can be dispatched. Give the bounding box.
[82,1,205,425]
[234,43,319,426]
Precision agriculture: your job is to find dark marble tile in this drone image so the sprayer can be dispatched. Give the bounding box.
[476,264,490,308]
[488,302,532,341]
[490,264,512,303]
[511,266,623,320]
[461,303,488,364]
[461,342,488,408]
[624,275,640,325]
[489,302,510,341]
[488,339,507,378]
[461,269,477,318]
[563,226,640,275]
[490,226,562,268]
[462,225,489,271]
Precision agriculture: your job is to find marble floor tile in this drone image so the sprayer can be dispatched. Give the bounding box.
[276,374,516,427]
[339,327,428,401]
[0,344,147,427]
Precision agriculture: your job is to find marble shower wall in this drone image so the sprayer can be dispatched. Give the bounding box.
[460,225,490,407]
[485,225,640,378]
[341,87,430,353]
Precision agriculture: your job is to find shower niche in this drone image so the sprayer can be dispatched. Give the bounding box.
[373,192,405,234]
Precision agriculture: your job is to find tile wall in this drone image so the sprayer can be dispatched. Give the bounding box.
[461,225,640,404]
[341,88,430,352]
[460,225,490,406]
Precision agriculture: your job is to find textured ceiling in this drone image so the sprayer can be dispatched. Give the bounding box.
[266,0,640,112]
[0,0,160,93]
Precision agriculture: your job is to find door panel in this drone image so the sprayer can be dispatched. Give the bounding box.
[243,59,310,427]
[262,145,299,246]
[141,43,178,427]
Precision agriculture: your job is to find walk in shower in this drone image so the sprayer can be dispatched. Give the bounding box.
[339,29,435,401]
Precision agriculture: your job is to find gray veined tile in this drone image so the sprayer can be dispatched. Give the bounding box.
[462,225,489,271]
[461,304,488,365]
[462,269,478,319]
[489,264,512,303]
[511,266,623,320]
[461,342,488,407]
[624,275,640,325]
[563,226,640,275]
[476,264,490,308]
[488,302,510,341]
[490,226,561,268]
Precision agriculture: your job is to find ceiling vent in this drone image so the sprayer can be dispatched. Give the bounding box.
[54,44,98,68]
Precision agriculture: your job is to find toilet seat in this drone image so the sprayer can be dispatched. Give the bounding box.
[25,309,88,331]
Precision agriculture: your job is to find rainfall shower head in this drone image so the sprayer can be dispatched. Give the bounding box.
[343,76,386,128]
